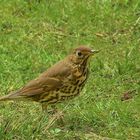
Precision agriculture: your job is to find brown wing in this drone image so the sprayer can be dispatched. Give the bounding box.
[8,58,72,101]
[21,77,62,95]
[6,77,62,101]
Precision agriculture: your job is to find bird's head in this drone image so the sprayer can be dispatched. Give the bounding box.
[69,45,99,65]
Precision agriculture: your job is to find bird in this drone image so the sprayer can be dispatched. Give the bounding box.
[0,45,99,112]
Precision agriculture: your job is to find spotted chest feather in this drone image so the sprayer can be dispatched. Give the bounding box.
[39,67,88,104]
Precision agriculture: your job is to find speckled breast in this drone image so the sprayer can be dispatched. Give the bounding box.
[40,68,88,104]
[58,71,88,102]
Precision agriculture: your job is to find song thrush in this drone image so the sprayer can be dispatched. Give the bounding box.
[0,46,99,111]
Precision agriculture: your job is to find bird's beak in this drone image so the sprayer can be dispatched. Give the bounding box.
[90,49,100,55]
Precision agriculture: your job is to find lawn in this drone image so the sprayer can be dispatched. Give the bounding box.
[0,0,140,139]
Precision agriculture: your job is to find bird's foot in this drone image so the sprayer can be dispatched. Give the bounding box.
[44,109,64,131]
[53,109,64,120]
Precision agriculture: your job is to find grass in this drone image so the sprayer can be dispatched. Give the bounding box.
[0,0,140,139]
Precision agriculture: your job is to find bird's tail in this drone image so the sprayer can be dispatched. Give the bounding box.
[0,90,21,101]
[0,95,13,101]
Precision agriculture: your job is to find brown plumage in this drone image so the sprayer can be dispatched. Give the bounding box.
[0,46,99,110]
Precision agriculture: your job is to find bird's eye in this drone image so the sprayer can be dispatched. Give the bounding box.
[76,51,83,58]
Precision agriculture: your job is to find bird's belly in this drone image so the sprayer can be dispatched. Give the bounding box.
[59,86,81,101]
[39,76,87,104]
[58,78,86,102]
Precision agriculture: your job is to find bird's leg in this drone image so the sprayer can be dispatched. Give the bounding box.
[46,105,61,116]
[41,103,60,116]
[41,103,48,113]
[41,103,64,122]
[43,105,64,131]
[48,105,57,114]
[50,105,64,123]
